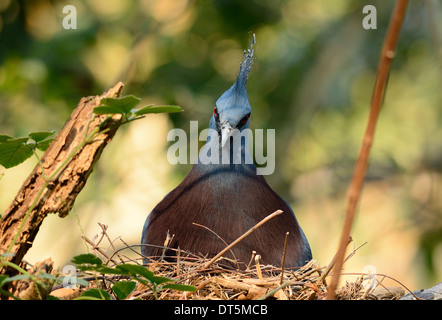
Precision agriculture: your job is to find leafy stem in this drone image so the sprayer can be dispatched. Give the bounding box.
[71,254,196,300]
[0,260,47,288]
[5,115,103,254]
[94,95,182,124]
[0,94,183,299]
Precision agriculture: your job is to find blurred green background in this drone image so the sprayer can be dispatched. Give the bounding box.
[1,0,441,291]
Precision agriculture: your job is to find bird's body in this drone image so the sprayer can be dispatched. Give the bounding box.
[141,37,311,269]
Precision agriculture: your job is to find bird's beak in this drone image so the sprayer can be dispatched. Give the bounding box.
[220,123,233,148]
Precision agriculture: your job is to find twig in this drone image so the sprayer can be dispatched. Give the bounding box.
[98,223,113,249]
[182,278,212,299]
[344,241,367,263]
[192,222,238,265]
[319,236,353,285]
[255,255,263,280]
[280,232,289,285]
[257,280,308,300]
[118,238,143,264]
[204,210,283,269]
[160,231,174,261]
[327,0,409,300]
[246,251,257,270]
[340,272,422,300]
[96,223,125,265]
[81,235,119,266]
[258,282,288,301]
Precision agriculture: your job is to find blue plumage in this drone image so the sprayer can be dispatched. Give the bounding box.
[141,37,312,269]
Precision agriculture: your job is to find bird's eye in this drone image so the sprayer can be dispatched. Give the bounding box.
[213,107,219,118]
[239,113,250,125]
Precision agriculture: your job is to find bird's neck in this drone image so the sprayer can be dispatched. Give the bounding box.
[196,128,255,172]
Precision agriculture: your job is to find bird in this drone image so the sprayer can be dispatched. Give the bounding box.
[141,36,312,270]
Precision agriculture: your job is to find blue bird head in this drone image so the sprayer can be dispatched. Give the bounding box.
[210,35,256,149]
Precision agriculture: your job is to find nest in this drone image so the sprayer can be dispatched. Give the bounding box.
[48,223,411,300]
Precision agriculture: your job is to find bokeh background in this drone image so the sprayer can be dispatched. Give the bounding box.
[1,0,441,291]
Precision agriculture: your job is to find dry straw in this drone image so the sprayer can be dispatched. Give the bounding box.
[51,221,418,301]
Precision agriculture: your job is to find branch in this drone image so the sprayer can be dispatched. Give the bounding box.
[326,0,409,300]
[204,210,283,269]
[0,82,124,279]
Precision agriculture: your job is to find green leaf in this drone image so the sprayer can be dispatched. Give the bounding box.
[112,281,137,300]
[96,265,130,275]
[93,106,124,115]
[134,105,183,116]
[99,95,141,114]
[152,275,174,285]
[28,131,55,143]
[116,264,155,281]
[6,137,31,144]
[0,135,13,143]
[76,278,90,287]
[161,283,197,292]
[78,288,110,300]
[0,275,9,285]
[0,274,31,284]
[55,275,89,287]
[0,138,33,168]
[71,254,103,266]
[36,139,54,151]
[36,273,59,281]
